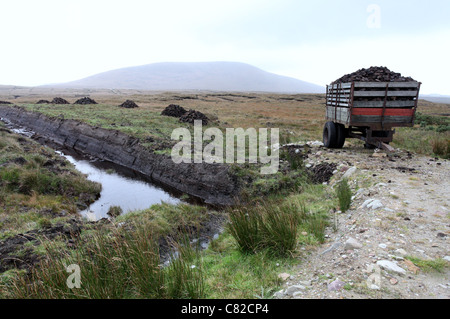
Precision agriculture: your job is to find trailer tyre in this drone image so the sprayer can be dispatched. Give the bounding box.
[323,121,337,148]
[335,123,346,149]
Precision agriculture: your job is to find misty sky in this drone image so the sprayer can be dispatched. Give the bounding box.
[1,0,449,94]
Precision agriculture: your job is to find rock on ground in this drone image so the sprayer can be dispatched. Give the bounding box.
[328,280,345,291]
[344,237,363,250]
[377,260,407,276]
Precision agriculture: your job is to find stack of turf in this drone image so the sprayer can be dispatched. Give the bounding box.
[119,100,139,108]
[36,100,51,104]
[179,110,209,125]
[161,104,187,117]
[74,97,98,105]
[161,104,209,125]
[331,66,416,84]
[51,97,70,104]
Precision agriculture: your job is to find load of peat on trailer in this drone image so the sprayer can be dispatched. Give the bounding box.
[323,66,421,151]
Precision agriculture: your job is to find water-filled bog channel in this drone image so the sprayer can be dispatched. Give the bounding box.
[2,117,181,221]
[60,150,180,221]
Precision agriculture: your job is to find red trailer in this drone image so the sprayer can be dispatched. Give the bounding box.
[323,81,421,151]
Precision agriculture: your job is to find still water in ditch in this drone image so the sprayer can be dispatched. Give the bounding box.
[60,151,180,221]
[2,117,181,221]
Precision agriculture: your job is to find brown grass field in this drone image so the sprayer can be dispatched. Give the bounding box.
[1,86,449,154]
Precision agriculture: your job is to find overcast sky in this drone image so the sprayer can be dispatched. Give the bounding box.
[1,0,449,94]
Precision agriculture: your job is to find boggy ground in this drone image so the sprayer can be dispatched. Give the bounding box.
[276,142,450,299]
[1,88,448,155]
[0,89,449,299]
[0,123,102,274]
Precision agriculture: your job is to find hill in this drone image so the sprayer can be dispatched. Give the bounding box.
[46,62,324,93]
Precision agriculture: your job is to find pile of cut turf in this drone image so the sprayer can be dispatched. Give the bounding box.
[161,104,187,117]
[179,109,209,125]
[74,97,98,105]
[308,163,337,184]
[51,97,70,104]
[331,66,416,84]
[36,100,51,104]
[119,100,139,108]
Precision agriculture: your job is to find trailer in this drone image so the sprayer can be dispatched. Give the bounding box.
[323,81,421,151]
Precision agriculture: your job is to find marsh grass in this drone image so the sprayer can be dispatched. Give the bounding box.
[0,130,101,237]
[0,165,99,196]
[201,191,331,298]
[393,127,450,159]
[430,136,450,158]
[4,220,205,299]
[228,197,328,256]
[228,206,262,254]
[280,148,304,171]
[165,236,204,299]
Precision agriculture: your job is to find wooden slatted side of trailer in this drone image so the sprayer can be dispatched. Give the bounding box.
[325,81,421,130]
[324,81,421,151]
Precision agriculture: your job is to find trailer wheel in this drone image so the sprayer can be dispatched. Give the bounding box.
[323,121,337,148]
[335,123,346,149]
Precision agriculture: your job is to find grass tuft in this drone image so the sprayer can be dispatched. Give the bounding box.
[228,198,328,256]
[405,256,449,273]
[431,137,450,158]
[336,178,352,213]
